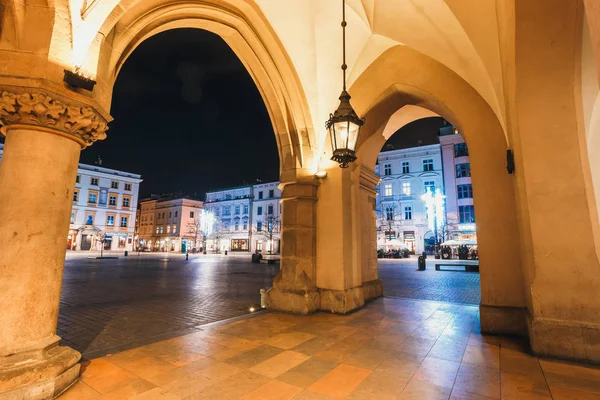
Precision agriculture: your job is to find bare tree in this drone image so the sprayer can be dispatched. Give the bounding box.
[186,215,207,252]
[255,214,280,254]
[377,200,401,243]
[209,217,226,254]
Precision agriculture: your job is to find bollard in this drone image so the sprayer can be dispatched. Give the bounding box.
[185,253,189,261]
[260,289,267,308]
[124,250,128,257]
[225,250,228,256]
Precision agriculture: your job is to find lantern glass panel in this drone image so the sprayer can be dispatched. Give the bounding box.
[333,120,360,151]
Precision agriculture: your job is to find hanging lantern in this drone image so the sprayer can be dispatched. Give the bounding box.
[326,0,364,168]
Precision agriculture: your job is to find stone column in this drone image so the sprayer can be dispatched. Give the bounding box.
[266,179,320,314]
[315,164,382,314]
[0,89,107,399]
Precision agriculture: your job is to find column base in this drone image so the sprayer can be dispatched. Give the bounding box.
[0,340,81,400]
[267,280,383,315]
[528,316,600,363]
[480,304,528,336]
[265,287,320,315]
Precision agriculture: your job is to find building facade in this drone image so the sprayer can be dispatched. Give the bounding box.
[439,127,476,242]
[69,163,142,252]
[375,144,444,254]
[204,181,281,254]
[0,145,143,252]
[251,181,282,254]
[137,195,204,252]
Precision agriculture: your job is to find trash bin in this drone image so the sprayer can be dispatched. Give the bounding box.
[252,253,262,263]
[225,250,228,256]
[418,256,426,271]
[124,250,128,257]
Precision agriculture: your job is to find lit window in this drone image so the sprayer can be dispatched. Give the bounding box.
[124,183,132,191]
[107,215,115,226]
[111,181,119,189]
[123,198,130,207]
[454,143,469,157]
[88,192,97,203]
[424,181,435,193]
[423,159,434,172]
[257,206,263,216]
[457,184,473,199]
[120,217,128,227]
[90,177,99,186]
[456,163,471,178]
[167,225,171,233]
[459,205,476,223]
[404,206,412,220]
[402,182,411,196]
[173,225,177,233]
[402,161,410,174]
[156,227,160,234]
[109,196,117,206]
[384,164,392,175]
[384,184,393,197]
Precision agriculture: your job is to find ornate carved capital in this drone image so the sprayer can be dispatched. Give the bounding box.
[0,90,108,147]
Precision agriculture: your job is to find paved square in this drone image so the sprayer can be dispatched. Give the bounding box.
[58,253,480,358]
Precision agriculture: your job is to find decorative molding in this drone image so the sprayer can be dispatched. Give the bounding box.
[0,90,108,147]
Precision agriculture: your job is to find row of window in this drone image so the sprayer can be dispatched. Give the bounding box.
[75,213,129,227]
[383,159,435,176]
[76,175,132,191]
[210,204,275,217]
[383,204,475,223]
[74,190,131,207]
[383,181,436,197]
[381,144,469,177]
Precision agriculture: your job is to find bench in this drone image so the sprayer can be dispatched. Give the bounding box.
[435,263,479,272]
[260,258,279,264]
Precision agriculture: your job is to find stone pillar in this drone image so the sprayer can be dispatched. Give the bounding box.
[266,179,320,314]
[315,164,382,314]
[0,88,107,398]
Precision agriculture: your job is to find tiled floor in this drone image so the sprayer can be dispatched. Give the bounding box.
[59,297,600,400]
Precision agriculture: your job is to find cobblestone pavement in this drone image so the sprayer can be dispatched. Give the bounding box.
[379,258,481,304]
[58,253,480,358]
[59,253,279,358]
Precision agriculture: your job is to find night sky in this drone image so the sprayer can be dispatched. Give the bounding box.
[79,29,446,198]
[80,29,278,198]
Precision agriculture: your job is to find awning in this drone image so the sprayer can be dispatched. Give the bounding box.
[441,239,477,246]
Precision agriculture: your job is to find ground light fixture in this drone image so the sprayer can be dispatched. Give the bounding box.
[326,0,365,168]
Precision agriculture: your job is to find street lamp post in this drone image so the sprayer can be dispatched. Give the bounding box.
[421,188,446,256]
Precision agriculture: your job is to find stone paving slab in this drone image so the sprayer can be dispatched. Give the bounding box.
[57,254,480,358]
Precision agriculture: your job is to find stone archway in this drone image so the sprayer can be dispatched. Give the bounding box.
[0,1,320,397]
[310,44,527,334]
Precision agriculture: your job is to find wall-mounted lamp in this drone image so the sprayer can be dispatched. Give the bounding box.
[506,149,515,174]
[315,170,328,179]
[64,70,96,92]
